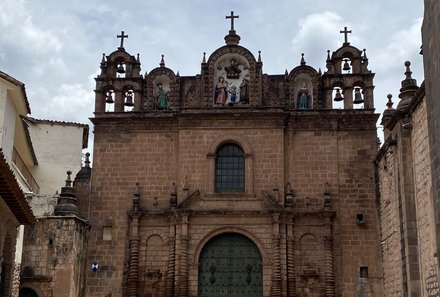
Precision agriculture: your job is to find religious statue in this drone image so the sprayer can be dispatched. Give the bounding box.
[156,83,168,110]
[228,85,237,105]
[214,76,228,105]
[239,78,249,103]
[297,82,310,109]
[225,59,241,79]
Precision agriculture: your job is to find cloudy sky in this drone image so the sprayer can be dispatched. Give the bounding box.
[0,0,424,153]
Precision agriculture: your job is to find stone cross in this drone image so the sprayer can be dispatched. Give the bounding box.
[226,11,239,32]
[117,31,128,48]
[340,26,352,44]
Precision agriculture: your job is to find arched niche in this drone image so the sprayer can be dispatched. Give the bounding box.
[213,53,250,106]
[145,68,178,111]
[152,75,171,110]
[293,74,313,109]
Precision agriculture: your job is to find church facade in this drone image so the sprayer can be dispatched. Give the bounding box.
[81,14,383,297]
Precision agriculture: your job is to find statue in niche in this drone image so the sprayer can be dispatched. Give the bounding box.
[225,59,241,79]
[228,85,238,105]
[155,83,168,110]
[239,78,249,104]
[297,82,310,109]
[214,76,228,105]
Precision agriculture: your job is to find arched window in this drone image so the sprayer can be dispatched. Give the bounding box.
[215,144,244,192]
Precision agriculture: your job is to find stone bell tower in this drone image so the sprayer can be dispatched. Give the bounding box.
[94,31,143,113]
[322,27,375,110]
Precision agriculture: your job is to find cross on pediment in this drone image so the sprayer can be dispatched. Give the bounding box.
[226,11,239,32]
[340,26,352,45]
[117,31,128,48]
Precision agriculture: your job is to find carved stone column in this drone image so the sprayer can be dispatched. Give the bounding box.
[286,219,296,297]
[127,214,140,297]
[271,213,281,297]
[323,236,335,297]
[179,214,189,297]
[166,216,176,297]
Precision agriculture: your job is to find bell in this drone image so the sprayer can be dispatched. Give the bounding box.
[116,63,125,74]
[343,59,350,72]
[105,91,114,104]
[124,91,134,106]
[353,87,364,104]
[334,88,343,102]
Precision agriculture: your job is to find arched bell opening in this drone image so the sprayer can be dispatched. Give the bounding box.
[341,58,352,74]
[104,88,115,112]
[115,58,126,78]
[332,87,344,109]
[352,85,365,109]
[123,86,135,112]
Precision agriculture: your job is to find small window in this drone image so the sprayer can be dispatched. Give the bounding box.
[215,144,244,192]
[103,226,112,241]
[360,266,368,278]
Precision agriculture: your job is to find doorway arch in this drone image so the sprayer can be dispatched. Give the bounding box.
[198,233,262,297]
[19,287,39,297]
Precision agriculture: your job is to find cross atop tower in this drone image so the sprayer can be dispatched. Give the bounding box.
[226,11,239,33]
[117,31,128,49]
[340,26,352,45]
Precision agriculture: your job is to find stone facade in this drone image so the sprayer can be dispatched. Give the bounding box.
[375,2,440,296]
[78,22,384,297]
[422,4,440,295]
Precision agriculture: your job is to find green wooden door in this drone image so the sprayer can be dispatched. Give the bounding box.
[198,233,263,297]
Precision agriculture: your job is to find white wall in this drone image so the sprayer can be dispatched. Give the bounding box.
[28,122,85,195]
[0,87,18,162]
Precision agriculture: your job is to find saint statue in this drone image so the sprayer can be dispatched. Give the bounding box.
[156,83,168,110]
[297,82,310,109]
[239,78,249,104]
[214,76,228,105]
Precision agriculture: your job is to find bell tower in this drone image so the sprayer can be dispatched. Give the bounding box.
[94,31,143,113]
[322,27,375,109]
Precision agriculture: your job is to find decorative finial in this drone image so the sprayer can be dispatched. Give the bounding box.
[117,31,128,49]
[362,49,368,59]
[170,182,177,208]
[285,69,288,76]
[202,52,206,64]
[100,54,106,70]
[318,68,322,75]
[258,50,262,63]
[176,70,180,76]
[160,54,165,67]
[300,53,306,66]
[226,11,239,33]
[84,152,91,168]
[136,53,140,63]
[65,170,72,187]
[386,94,394,109]
[133,182,140,211]
[326,50,331,61]
[404,61,412,79]
[340,26,352,45]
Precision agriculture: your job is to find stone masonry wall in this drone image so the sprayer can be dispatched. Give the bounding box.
[412,99,439,296]
[20,217,88,297]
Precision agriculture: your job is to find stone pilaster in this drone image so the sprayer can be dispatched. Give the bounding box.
[324,236,335,297]
[271,213,281,297]
[286,219,296,297]
[127,214,140,297]
[179,214,189,297]
[166,216,176,297]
